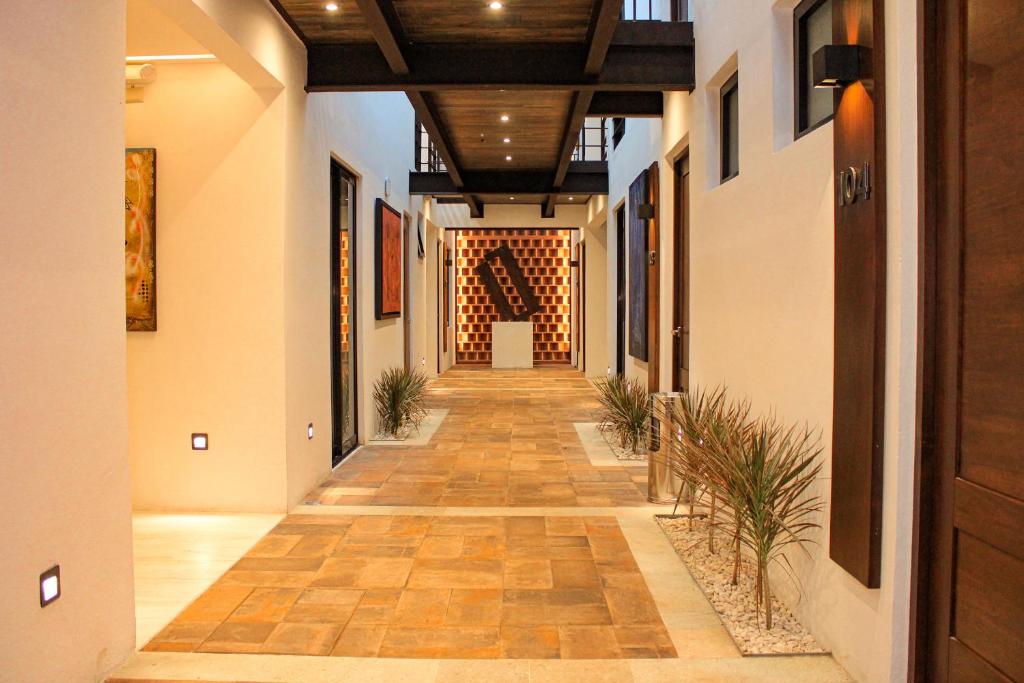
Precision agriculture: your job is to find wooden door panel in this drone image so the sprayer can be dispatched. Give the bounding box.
[952,533,1024,681]
[953,479,1024,561]
[949,639,1014,683]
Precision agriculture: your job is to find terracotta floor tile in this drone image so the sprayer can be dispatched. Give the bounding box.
[445,588,503,626]
[501,625,561,659]
[380,627,502,658]
[228,587,302,623]
[144,622,219,652]
[504,559,554,589]
[355,557,415,589]
[558,626,623,659]
[175,585,253,623]
[259,622,341,655]
[310,557,366,588]
[348,589,402,625]
[331,624,388,657]
[416,535,464,559]
[613,625,677,658]
[198,622,276,654]
[551,560,602,589]
[287,534,342,557]
[604,588,662,625]
[407,559,503,589]
[392,588,452,627]
[247,534,302,558]
[284,588,362,624]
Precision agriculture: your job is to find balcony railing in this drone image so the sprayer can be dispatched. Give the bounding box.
[621,0,689,22]
[414,120,446,173]
[572,117,608,162]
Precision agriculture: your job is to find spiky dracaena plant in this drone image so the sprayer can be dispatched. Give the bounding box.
[373,367,429,437]
[709,415,824,630]
[594,375,651,454]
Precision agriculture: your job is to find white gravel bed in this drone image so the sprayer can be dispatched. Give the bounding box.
[597,426,648,461]
[656,516,828,656]
[372,424,414,441]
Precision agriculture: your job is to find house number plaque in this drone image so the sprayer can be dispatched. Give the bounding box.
[838,162,871,206]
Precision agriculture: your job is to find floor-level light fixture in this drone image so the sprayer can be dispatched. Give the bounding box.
[191,433,209,450]
[307,423,315,440]
[40,566,61,608]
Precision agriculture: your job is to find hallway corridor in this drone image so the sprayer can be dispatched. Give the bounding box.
[114,369,850,682]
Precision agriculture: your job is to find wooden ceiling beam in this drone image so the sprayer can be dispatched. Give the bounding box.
[406,90,481,214]
[353,0,410,74]
[409,163,608,196]
[306,42,695,92]
[589,91,663,117]
[545,1,621,218]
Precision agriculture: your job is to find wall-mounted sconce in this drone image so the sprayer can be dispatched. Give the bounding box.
[637,203,655,220]
[191,433,209,451]
[125,63,156,104]
[813,45,871,89]
[40,565,61,608]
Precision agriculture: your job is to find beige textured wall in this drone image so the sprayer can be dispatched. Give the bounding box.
[126,61,289,512]
[126,0,419,512]
[604,1,921,679]
[0,1,136,680]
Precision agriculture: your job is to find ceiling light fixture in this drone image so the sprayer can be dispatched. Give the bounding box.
[506,155,513,161]
[510,196,516,200]
[503,137,511,143]
[569,197,575,201]
[325,2,339,11]
[500,114,510,122]
[489,1,504,9]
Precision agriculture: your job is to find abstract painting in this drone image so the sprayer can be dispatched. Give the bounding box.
[375,198,402,319]
[628,168,649,360]
[125,148,157,331]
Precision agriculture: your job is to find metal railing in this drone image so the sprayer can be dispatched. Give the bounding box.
[572,117,608,162]
[414,120,446,173]
[621,0,688,21]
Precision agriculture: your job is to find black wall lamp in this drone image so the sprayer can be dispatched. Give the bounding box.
[813,44,871,89]
[637,203,655,220]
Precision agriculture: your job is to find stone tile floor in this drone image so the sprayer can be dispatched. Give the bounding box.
[113,368,850,682]
[305,368,649,507]
[144,513,675,659]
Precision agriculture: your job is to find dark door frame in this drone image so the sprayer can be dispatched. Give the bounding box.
[615,202,627,375]
[403,211,413,371]
[671,150,690,393]
[330,159,358,466]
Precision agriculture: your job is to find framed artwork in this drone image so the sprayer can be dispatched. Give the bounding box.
[416,213,425,259]
[375,198,402,320]
[628,168,649,360]
[125,148,157,331]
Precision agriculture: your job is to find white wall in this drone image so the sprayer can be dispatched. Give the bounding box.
[125,0,420,512]
[603,1,919,680]
[0,2,136,680]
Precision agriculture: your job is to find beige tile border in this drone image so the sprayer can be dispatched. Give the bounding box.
[368,409,450,447]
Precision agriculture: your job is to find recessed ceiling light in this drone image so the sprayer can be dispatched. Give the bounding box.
[503,137,511,144]
[569,196,575,201]
[510,196,516,200]
[489,1,504,9]
[325,2,339,11]
[506,155,513,161]
[500,114,510,122]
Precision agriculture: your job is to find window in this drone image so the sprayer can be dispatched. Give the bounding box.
[612,117,626,149]
[720,73,739,182]
[794,0,834,136]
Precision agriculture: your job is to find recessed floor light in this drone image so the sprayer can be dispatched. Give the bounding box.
[500,114,510,122]
[325,2,339,11]
[489,1,504,9]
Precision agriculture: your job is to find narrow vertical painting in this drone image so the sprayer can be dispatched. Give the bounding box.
[125,148,157,331]
[375,198,402,320]
[628,169,649,360]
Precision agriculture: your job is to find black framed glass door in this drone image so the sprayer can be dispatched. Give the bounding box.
[331,161,358,466]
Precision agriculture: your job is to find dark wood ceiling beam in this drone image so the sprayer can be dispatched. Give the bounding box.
[544,1,622,218]
[410,163,608,196]
[306,42,695,92]
[405,90,482,214]
[584,0,622,75]
[353,0,410,74]
[589,91,663,117]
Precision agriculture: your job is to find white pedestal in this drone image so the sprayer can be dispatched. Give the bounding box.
[492,321,534,369]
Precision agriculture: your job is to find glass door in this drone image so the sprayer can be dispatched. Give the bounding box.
[331,161,358,466]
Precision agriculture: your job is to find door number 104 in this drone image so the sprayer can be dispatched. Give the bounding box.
[838,162,872,206]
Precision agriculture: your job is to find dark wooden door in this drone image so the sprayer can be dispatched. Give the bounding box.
[615,204,626,375]
[646,161,660,393]
[919,1,1024,681]
[672,154,690,393]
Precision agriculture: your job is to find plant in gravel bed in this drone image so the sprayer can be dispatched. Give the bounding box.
[708,414,824,629]
[373,366,429,438]
[594,374,651,455]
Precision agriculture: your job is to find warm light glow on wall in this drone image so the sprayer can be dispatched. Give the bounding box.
[126,54,216,62]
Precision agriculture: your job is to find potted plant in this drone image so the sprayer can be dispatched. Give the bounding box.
[594,374,651,456]
[373,367,429,439]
